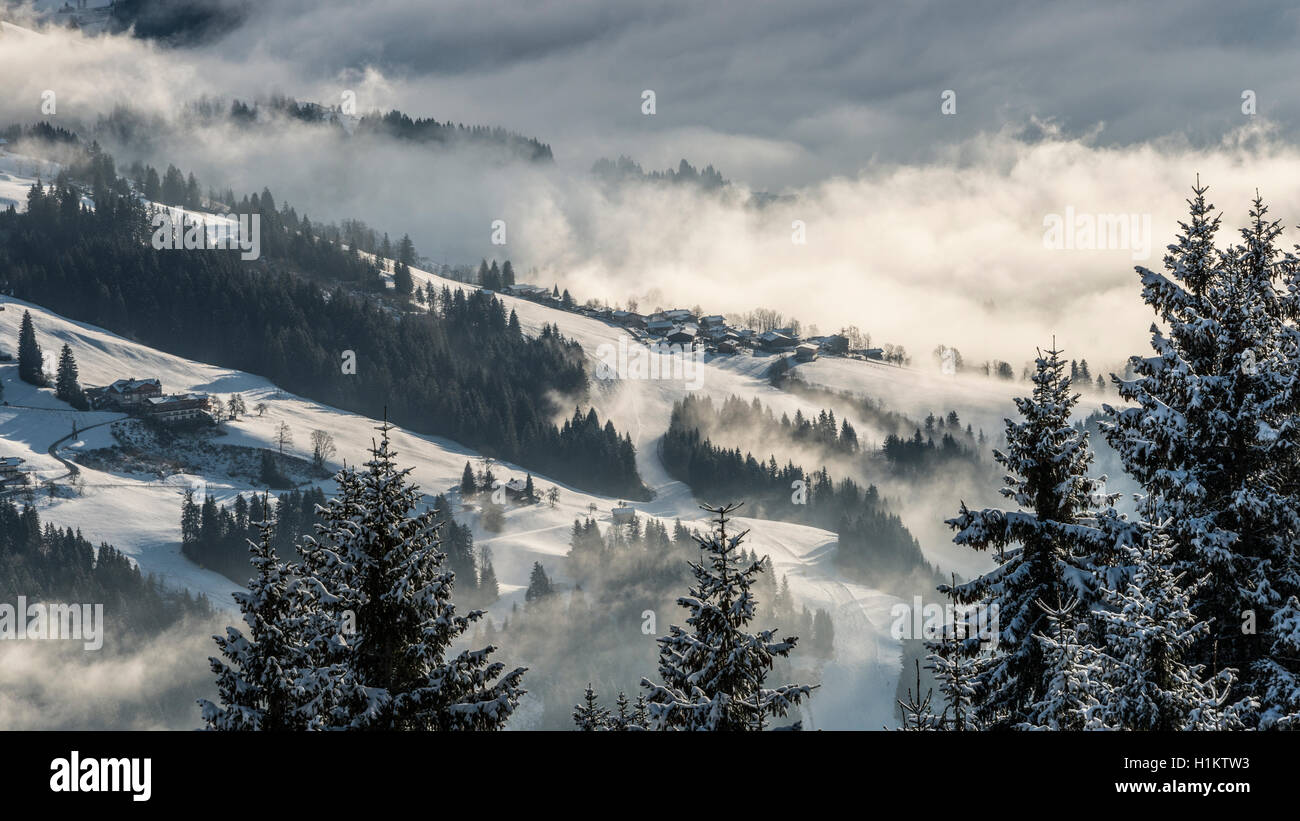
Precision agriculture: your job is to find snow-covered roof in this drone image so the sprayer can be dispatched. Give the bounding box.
[505,283,550,297]
[146,392,207,406]
[107,377,161,393]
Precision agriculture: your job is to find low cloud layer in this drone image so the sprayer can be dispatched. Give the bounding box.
[5,10,1300,368]
[0,616,220,730]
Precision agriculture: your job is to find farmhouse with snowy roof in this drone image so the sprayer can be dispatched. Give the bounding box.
[144,393,213,423]
[87,377,162,409]
[0,456,31,491]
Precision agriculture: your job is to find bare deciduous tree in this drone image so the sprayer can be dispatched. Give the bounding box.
[276,421,294,456]
[310,429,336,472]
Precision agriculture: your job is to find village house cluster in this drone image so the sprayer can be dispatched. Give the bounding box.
[498,283,884,363]
[85,377,215,424]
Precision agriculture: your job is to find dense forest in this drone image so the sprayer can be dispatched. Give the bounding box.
[0,498,210,638]
[661,395,937,591]
[772,368,993,474]
[355,109,553,162]
[179,486,494,608]
[591,156,726,189]
[0,136,648,499]
[180,488,324,585]
[108,0,250,46]
[83,94,553,163]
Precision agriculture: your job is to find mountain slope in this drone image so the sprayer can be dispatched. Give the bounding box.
[0,294,906,728]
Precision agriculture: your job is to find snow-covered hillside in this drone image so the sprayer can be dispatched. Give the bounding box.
[0,294,909,728]
[388,261,1042,578]
[0,146,1085,727]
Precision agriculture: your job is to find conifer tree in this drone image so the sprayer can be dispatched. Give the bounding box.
[640,503,816,730]
[394,262,414,296]
[1257,597,1300,729]
[946,344,1132,727]
[925,577,981,731]
[199,513,335,730]
[1090,537,1251,730]
[55,343,85,408]
[573,683,610,731]
[896,659,943,730]
[525,562,553,602]
[1104,183,1300,713]
[610,691,639,730]
[478,548,500,603]
[17,310,45,386]
[1017,598,1104,730]
[299,421,526,730]
[397,234,416,267]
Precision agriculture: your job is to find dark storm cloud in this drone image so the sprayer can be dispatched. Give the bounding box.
[185,0,1300,187]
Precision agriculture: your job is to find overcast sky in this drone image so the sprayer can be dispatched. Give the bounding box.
[179,0,1300,189]
[5,1,1300,364]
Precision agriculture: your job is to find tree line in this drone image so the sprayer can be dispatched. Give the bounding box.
[0,498,210,639]
[661,394,935,592]
[0,139,648,499]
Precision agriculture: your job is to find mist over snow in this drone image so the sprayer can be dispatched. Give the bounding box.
[4,0,1300,735]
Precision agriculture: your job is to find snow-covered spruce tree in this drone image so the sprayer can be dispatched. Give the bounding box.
[945,344,1134,728]
[924,577,981,731]
[1104,184,1300,715]
[573,683,611,731]
[632,693,650,728]
[896,659,944,731]
[299,421,527,730]
[1017,598,1104,731]
[640,503,816,730]
[55,343,85,409]
[1091,537,1252,730]
[1256,597,1300,728]
[17,309,45,386]
[199,511,334,730]
[609,691,642,730]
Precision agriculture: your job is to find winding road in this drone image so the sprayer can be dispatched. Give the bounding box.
[45,414,127,481]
